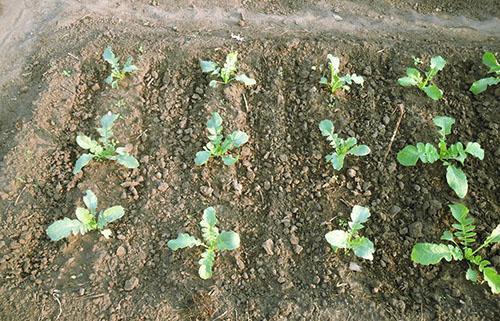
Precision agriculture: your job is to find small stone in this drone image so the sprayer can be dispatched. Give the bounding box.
[91,83,100,91]
[263,181,271,190]
[79,288,85,296]
[383,115,390,125]
[200,186,213,197]
[409,222,423,238]
[157,183,169,192]
[124,277,139,291]
[116,246,126,257]
[262,239,274,255]
[347,168,356,178]
[390,206,401,215]
[290,235,299,245]
[349,262,362,272]
[294,244,303,255]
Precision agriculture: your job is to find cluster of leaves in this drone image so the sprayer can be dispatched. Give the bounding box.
[46,190,125,241]
[325,205,375,260]
[200,52,256,88]
[103,46,138,89]
[398,56,446,100]
[320,54,364,95]
[470,52,500,95]
[167,207,240,279]
[411,203,499,294]
[397,116,483,198]
[73,112,140,174]
[195,112,249,166]
[319,119,370,171]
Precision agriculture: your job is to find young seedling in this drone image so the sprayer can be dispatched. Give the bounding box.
[411,203,499,294]
[319,54,364,95]
[46,190,125,241]
[325,205,375,260]
[398,55,446,100]
[195,112,249,166]
[200,51,256,88]
[397,116,483,198]
[167,207,240,279]
[73,112,139,174]
[103,46,138,88]
[319,119,370,171]
[470,51,500,95]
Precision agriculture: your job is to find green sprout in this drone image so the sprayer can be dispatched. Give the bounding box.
[470,52,500,95]
[103,46,138,88]
[47,190,125,241]
[167,207,240,279]
[200,51,256,88]
[73,112,139,174]
[398,55,446,100]
[195,112,249,166]
[411,203,499,294]
[319,54,364,95]
[397,116,483,198]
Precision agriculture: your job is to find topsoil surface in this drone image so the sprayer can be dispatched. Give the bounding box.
[0,1,499,320]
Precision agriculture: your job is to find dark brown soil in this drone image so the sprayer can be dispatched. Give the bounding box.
[0,1,499,321]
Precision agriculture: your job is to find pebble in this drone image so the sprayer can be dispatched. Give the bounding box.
[383,115,390,125]
[409,222,423,238]
[347,168,357,178]
[124,276,139,291]
[263,181,271,190]
[349,262,362,272]
[200,186,213,197]
[262,239,274,255]
[116,246,126,257]
[390,206,401,215]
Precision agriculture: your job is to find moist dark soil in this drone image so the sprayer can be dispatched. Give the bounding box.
[0,2,499,321]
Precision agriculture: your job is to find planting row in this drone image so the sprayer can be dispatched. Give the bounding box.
[44,47,499,294]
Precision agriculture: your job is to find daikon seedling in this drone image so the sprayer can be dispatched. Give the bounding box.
[103,46,138,88]
[195,112,249,166]
[411,203,499,294]
[46,190,125,241]
[200,51,256,88]
[319,119,370,171]
[397,116,483,198]
[398,55,446,100]
[73,112,139,174]
[167,207,240,279]
[325,205,375,260]
[470,52,500,95]
[319,54,364,95]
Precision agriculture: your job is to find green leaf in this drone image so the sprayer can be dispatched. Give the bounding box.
[482,52,499,71]
[216,231,240,251]
[198,249,216,279]
[73,154,94,174]
[195,151,211,166]
[350,237,375,260]
[423,84,443,100]
[440,230,454,242]
[430,56,446,71]
[407,67,421,78]
[466,267,478,283]
[319,119,334,136]
[419,143,439,163]
[349,145,370,156]
[222,155,238,166]
[115,154,140,169]
[349,205,370,232]
[350,74,364,85]
[319,77,328,85]
[235,74,256,86]
[207,112,223,130]
[397,145,419,166]
[470,77,500,95]
[231,131,249,147]
[202,207,218,227]
[327,54,340,73]
[47,218,86,241]
[325,230,349,250]
[433,116,455,137]
[122,57,138,73]
[411,243,459,265]
[225,52,238,70]
[97,206,124,229]
[446,165,468,198]
[75,207,95,226]
[209,80,218,88]
[449,203,469,222]
[398,76,418,87]
[83,190,98,213]
[100,112,119,130]
[483,267,500,294]
[103,47,118,65]
[330,153,345,171]
[167,233,202,250]
[486,224,500,244]
[200,60,218,73]
[76,135,95,149]
[465,142,484,160]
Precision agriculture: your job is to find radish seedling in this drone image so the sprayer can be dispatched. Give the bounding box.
[200,51,256,88]
[319,119,370,171]
[325,205,375,260]
[103,46,138,89]
[470,52,500,95]
[167,207,240,279]
[195,112,249,166]
[319,54,364,95]
[397,116,483,198]
[411,203,499,294]
[73,112,139,174]
[46,190,125,241]
[398,55,446,100]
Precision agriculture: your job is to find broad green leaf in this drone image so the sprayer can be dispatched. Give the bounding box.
[76,135,95,149]
[470,77,500,95]
[207,112,223,130]
[486,224,500,244]
[222,155,238,166]
[216,231,240,251]
[209,80,218,88]
[198,249,216,279]
[167,233,202,250]
[202,207,218,228]
[122,57,138,73]
[231,131,249,147]
[47,218,86,241]
[319,119,334,136]
[350,74,364,85]
[325,230,349,249]
[330,153,345,171]
[433,116,455,137]
[483,267,500,294]
[430,56,446,71]
[350,237,375,260]
[440,230,454,242]
[465,142,484,160]
[411,243,459,265]
[225,52,238,71]
[200,60,218,73]
[234,74,256,86]
[83,190,98,213]
[327,54,340,73]
[446,165,468,198]
[349,145,370,156]
[100,112,119,130]
[97,206,125,228]
[103,47,118,65]
[449,203,469,223]
[344,137,358,150]
[423,84,443,100]
[75,207,94,226]
[397,145,419,166]
[466,267,478,282]
[73,154,94,174]
[115,154,140,169]
[407,67,421,78]
[419,143,439,163]
[482,51,499,71]
[349,205,370,232]
[319,77,328,85]
[195,151,211,165]
[398,76,418,87]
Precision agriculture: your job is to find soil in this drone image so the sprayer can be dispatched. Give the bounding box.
[0,1,499,321]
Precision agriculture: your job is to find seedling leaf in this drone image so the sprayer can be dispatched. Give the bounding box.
[446,165,467,199]
[397,145,419,166]
[200,60,218,73]
[199,249,216,279]
[423,84,443,100]
[483,267,500,294]
[325,230,349,250]
[167,233,202,250]
[98,206,125,229]
[350,237,374,260]
[465,142,484,160]
[115,154,140,168]
[466,268,478,282]
[234,74,256,86]
[73,154,94,174]
[349,145,370,156]
[47,218,85,241]
[216,231,240,251]
[411,243,458,265]
[350,205,370,232]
